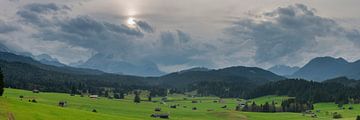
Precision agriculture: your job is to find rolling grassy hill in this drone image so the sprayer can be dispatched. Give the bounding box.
[1,88,360,120]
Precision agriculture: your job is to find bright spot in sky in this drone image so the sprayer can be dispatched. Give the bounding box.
[127,17,136,25]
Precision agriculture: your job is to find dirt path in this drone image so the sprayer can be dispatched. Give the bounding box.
[7,112,15,120]
[211,111,248,120]
[0,97,15,120]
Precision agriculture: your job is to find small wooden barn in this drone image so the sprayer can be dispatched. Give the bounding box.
[150,113,169,119]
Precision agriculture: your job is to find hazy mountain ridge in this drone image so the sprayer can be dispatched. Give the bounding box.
[0,52,105,75]
[292,56,360,81]
[268,65,300,76]
[78,53,165,76]
[0,52,286,91]
[34,54,66,67]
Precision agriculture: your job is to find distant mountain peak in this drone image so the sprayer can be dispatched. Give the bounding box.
[268,65,300,76]
[291,56,355,81]
[0,43,10,52]
[78,53,165,76]
[310,56,348,64]
[34,54,66,67]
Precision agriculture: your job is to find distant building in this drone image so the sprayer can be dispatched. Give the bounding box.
[89,95,98,99]
[32,89,40,93]
[150,113,169,119]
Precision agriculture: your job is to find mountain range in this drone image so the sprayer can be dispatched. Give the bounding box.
[1,41,360,83]
[0,51,285,91]
[76,53,165,76]
[291,56,360,81]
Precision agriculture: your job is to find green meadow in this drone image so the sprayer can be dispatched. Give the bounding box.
[0,88,359,120]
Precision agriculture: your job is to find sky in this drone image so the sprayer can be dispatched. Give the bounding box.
[0,0,360,73]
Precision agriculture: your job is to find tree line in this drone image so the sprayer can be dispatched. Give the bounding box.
[238,98,313,113]
[247,79,360,104]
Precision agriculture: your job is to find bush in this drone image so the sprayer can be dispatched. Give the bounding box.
[92,109,97,113]
[356,115,360,120]
[134,91,141,103]
[333,113,342,119]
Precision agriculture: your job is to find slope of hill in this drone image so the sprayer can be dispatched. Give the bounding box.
[0,60,147,93]
[248,78,360,103]
[322,77,359,87]
[292,57,352,81]
[178,67,210,73]
[158,66,285,88]
[0,52,104,75]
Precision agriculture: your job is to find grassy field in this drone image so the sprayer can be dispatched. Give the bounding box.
[0,88,359,120]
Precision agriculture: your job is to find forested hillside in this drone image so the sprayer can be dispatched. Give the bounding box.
[248,79,360,103]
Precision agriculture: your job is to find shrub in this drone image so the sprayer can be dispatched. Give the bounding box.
[133,91,141,103]
[356,115,360,120]
[333,113,342,119]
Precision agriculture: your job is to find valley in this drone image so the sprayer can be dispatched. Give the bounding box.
[1,89,360,120]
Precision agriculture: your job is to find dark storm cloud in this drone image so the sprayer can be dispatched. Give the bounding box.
[16,3,71,27]
[148,30,209,66]
[5,1,360,72]
[160,30,191,46]
[8,0,19,2]
[35,16,146,58]
[225,4,353,64]
[13,3,153,61]
[176,30,191,43]
[160,31,176,45]
[0,20,18,33]
[136,20,154,33]
[23,3,70,13]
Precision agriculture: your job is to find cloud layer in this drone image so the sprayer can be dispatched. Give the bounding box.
[224,4,360,67]
[1,1,360,74]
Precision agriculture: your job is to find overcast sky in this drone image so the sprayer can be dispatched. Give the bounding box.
[1,0,360,73]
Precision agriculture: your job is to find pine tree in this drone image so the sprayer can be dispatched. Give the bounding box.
[134,91,141,103]
[263,102,270,112]
[251,101,257,112]
[104,90,109,98]
[70,85,76,96]
[114,93,120,99]
[271,101,276,112]
[148,95,152,101]
[119,92,125,99]
[0,68,4,96]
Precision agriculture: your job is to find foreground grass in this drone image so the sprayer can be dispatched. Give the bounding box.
[0,88,359,120]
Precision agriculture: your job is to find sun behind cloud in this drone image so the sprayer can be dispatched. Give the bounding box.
[127,17,136,25]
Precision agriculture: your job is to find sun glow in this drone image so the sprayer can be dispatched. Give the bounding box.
[127,17,136,25]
